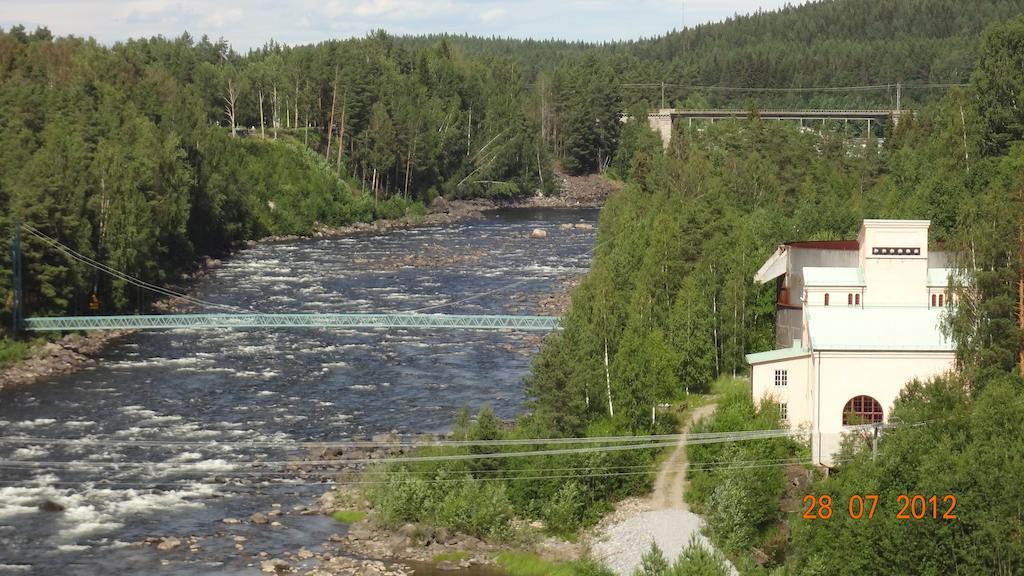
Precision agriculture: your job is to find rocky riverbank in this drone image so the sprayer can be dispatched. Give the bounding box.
[255,170,621,245]
[300,484,582,576]
[0,331,129,391]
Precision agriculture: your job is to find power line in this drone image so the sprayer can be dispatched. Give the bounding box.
[22,224,247,313]
[0,458,812,488]
[0,431,803,472]
[619,82,968,93]
[0,427,798,451]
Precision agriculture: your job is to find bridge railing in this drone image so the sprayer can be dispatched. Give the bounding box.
[23,313,563,332]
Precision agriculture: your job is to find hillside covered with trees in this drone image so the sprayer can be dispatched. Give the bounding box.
[526,13,1024,575]
[2,0,1022,322]
[0,0,1022,573]
[0,28,550,321]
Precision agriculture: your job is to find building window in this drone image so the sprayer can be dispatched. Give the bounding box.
[939,293,945,307]
[780,403,788,421]
[855,294,861,306]
[774,370,788,387]
[847,293,853,306]
[931,294,937,307]
[842,395,884,426]
[824,293,830,306]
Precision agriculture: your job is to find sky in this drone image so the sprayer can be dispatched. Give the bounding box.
[1,0,797,51]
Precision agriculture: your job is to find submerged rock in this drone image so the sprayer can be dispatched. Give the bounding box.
[260,558,290,573]
[156,537,181,551]
[38,500,64,513]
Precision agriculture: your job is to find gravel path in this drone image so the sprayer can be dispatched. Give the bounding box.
[589,404,739,576]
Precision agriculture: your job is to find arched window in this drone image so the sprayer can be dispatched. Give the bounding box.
[931,294,937,307]
[842,395,884,426]
[855,294,861,306]
[847,293,853,306]
[824,293,830,306]
[939,294,945,307]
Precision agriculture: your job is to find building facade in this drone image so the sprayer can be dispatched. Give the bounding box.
[746,220,957,466]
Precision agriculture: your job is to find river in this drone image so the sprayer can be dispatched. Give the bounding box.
[0,208,599,575]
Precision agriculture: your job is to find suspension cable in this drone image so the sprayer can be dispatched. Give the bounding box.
[22,224,247,313]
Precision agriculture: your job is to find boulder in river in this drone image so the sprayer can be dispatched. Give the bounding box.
[530,228,548,239]
[251,512,269,525]
[260,558,290,573]
[156,537,181,551]
[429,196,451,214]
[38,500,64,513]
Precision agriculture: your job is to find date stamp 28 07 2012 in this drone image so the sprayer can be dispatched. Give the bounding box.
[802,494,958,521]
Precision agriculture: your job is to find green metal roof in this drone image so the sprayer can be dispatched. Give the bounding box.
[746,341,810,365]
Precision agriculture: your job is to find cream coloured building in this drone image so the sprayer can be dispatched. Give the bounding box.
[746,220,957,466]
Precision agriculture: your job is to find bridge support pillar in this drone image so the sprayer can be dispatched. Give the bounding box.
[649,112,674,148]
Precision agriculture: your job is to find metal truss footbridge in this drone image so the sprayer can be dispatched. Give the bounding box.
[12,223,564,334]
[23,313,563,332]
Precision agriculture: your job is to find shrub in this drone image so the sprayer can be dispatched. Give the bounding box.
[542,481,585,536]
[0,338,33,367]
[437,477,514,538]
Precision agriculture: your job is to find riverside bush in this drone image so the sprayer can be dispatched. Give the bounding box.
[368,406,665,539]
[633,540,731,576]
[371,468,514,539]
[436,477,515,538]
[684,378,796,561]
[541,481,585,537]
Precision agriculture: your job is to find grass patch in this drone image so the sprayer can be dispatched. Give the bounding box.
[710,375,749,397]
[495,552,575,576]
[331,510,366,524]
[432,551,471,564]
[0,338,35,368]
[494,552,612,576]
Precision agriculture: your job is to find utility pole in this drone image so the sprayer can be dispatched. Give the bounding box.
[661,81,666,110]
[11,222,23,333]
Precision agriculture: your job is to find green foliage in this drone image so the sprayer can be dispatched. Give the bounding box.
[635,543,670,576]
[789,374,1024,575]
[685,384,795,558]
[972,16,1024,152]
[331,510,366,524]
[367,406,659,538]
[370,467,514,539]
[495,552,615,576]
[0,337,33,367]
[671,538,733,576]
[431,551,470,563]
[541,481,585,537]
[0,28,546,327]
[630,539,732,576]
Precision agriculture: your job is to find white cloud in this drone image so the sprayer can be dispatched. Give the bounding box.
[200,7,243,28]
[1,0,796,50]
[478,6,506,23]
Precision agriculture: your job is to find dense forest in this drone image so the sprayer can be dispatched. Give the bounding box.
[2,0,1023,323]
[0,28,550,321]
[364,10,1023,573]
[1,1,1023,571]
[523,12,1024,576]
